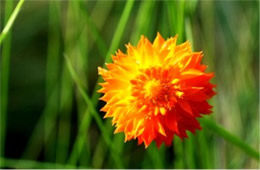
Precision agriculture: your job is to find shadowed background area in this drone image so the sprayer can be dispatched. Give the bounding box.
[0,0,259,168]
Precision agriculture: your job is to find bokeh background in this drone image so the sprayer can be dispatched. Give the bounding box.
[0,0,259,168]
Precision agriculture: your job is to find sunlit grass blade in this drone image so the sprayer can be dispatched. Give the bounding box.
[200,118,260,160]
[167,1,175,36]
[176,0,185,43]
[64,54,124,168]
[0,0,14,167]
[0,0,24,45]
[168,0,185,43]
[66,1,113,165]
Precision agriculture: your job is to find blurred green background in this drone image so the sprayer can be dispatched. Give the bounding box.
[0,0,259,168]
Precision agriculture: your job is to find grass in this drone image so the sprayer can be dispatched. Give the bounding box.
[0,0,259,169]
[200,118,260,160]
[0,0,24,44]
[0,0,14,163]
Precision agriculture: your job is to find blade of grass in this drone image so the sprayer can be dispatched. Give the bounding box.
[92,1,162,167]
[197,130,212,168]
[184,132,196,168]
[0,0,24,45]
[91,121,113,168]
[0,0,13,167]
[147,143,164,168]
[160,2,169,36]
[176,0,185,43]
[167,0,185,43]
[167,0,176,36]
[65,1,112,60]
[130,1,156,44]
[104,0,134,63]
[173,137,184,168]
[19,85,59,160]
[19,74,71,162]
[60,1,112,165]
[84,6,108,58]
[68,108,92,166]
[91,0,134,102]
[64,1,91,167]
[200,118,260,160]
[45,0,61,162]
[67,1,134,167]
[54,0,81,164]
[32,0,109,165]
[75,8,113,139]
[93,0,158,167]
[46,0,60,98]
[74,1,90,167]
[63,0,113,60]
[185,17,209,168]
[20,68,72,162]
[167,1,186,168]
[66,16,106,169]
[0,157,88,169]
[55,1,74,165]
[64,54,124,168]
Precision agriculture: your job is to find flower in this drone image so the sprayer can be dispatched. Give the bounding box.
[98,33,215,148]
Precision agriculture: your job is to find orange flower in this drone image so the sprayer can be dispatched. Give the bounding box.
[98,33,215,148]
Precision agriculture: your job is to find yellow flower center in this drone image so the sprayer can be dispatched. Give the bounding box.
[144,79,161,99]
[130,67,183,116]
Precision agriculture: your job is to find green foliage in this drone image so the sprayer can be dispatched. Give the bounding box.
[0,0,259,168]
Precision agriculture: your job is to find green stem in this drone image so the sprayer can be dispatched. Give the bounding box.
[147,144,164,168]
[45,0,60,163]
[130,0,155,44]
[198,130,212,168]
[200,118,260,160]
[0,0,14,167]
[0,0,25,45]
[91,0,134,104]
[184,133,196,168]
[91,0,138,167]
[176,0,185,43]
[104,0,134,63]
[67,0,134,167]
[173,137,184,168]
[83,9,108,58]
[64,54,124,168]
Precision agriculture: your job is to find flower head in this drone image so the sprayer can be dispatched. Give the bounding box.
[98,33,215,148]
